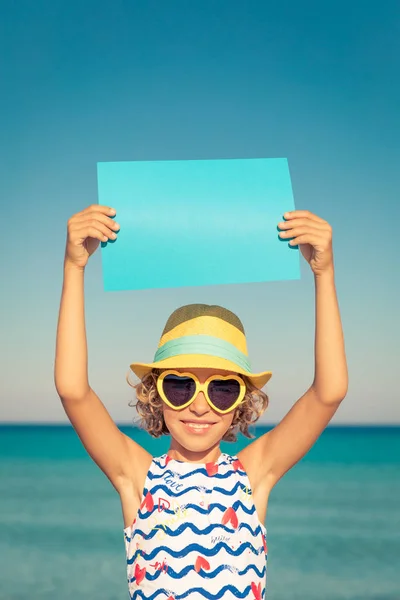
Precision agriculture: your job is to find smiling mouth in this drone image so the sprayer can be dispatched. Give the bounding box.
[181,421,217,425]
[181,421,217,431]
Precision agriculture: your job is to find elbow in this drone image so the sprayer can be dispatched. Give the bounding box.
[55,382,91,404]
[312,381,348,405]
[336,378,349,403]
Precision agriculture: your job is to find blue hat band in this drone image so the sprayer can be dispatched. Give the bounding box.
[153,335,252,373]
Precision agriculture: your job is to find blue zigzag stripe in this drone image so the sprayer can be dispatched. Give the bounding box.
[140,479,245,501]
[129,561,266,582]
[132,519,263,540]
[127,539,262,564]
[153,454,236,468]
[143,498,257,516]
[124,500,263,542]
[147,464,245,481]
[124,500,260,540]
[130,582,265,600]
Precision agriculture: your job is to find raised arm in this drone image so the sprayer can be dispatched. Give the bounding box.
[239,210,348,491]
[54,205,148,492]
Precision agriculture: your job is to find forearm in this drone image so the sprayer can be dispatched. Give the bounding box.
[54,260,90,400]
[312,268,348,403]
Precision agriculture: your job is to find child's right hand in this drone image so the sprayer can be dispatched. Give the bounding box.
[65,204,119,269]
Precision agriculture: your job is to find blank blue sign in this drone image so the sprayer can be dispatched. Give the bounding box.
[97,157,300,291]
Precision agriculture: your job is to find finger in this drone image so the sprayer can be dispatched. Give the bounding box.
[288,233,328,246]
[84,204,116,216]
[283,210,327,224]
[72,212,120,232]
[278,218,328,231]
[279,225,327,239]
[73,204,116,220]
[68,216,118,239]
[70,225,108,244]
[71,223,117,243]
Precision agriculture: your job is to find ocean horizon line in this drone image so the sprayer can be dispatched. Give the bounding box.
[0,422,399,429]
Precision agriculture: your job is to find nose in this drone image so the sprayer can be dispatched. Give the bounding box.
[189,390,211,415]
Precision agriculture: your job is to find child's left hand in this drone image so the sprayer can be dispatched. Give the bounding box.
[278,210,334,276]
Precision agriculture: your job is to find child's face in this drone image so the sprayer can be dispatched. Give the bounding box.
[160,367,238,454]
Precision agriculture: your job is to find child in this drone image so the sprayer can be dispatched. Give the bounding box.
[55,204,348,599]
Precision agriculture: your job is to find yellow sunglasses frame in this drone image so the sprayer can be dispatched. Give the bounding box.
[156,369,247,414]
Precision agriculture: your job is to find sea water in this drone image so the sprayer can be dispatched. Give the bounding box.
[0,425,399,600]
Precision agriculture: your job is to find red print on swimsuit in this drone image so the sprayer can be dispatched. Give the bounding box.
[140,491,154,512]
[262,531,268,554]
[195,556,211,572]
[158,497,170,511]
[149,559,168,574]
[205,461,219,477]
[221,507,239,529]
[134,563,146,585]
[251,581,262,600]
[232,458,244,471]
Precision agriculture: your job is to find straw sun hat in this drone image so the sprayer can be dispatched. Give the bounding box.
[129,303,272,389]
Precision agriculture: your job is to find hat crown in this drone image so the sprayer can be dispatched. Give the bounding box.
[154,303,250,372]
[161,303,246,340]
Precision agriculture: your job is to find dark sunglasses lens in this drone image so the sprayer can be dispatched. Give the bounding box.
[162,374,196,407]
[209,379,241,410]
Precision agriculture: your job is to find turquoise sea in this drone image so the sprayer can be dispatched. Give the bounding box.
[0,425,399,600]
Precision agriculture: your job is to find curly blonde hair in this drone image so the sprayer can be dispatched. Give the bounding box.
[128,369,269,442]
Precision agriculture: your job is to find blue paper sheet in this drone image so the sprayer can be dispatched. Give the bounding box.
[97,158,300,291]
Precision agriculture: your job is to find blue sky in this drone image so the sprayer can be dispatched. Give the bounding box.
[1,1,399,424]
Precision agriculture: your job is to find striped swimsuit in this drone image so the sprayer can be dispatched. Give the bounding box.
[124,452,268,599]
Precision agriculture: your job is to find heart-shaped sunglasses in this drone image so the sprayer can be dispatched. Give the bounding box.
[156,370,247,414]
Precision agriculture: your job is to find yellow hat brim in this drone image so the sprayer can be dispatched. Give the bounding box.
[129,354,272,390]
